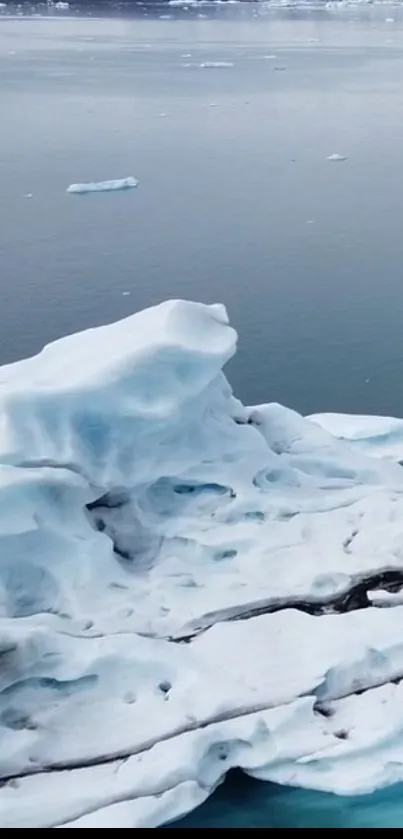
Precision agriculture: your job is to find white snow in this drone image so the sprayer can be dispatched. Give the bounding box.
[2,299,403,827]
[310,412,403,462]
[326,153,348,162]
[67,177,139,195]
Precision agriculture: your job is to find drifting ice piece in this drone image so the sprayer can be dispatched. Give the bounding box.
[200,61,234,68]
[67,177,139,194]
[326,153,347,162]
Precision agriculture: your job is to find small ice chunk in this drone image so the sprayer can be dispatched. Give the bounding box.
[326,153,347,162]
[385,17,395,23]
[23,193,33,199]
[67,177,139,195]
[122,291,131,297]
[54,1,69,7]
[200,61,234,69]
[181,53,192,58]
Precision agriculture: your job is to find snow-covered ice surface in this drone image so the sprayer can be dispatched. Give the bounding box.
[3,300,403,827]
[66,177,138,195]
[310,413,403,462]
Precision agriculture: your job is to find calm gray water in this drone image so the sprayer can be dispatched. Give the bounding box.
[2,1,403,827]
[2,2,403,416]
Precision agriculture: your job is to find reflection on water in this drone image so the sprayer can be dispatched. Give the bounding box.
[164,771,403,828]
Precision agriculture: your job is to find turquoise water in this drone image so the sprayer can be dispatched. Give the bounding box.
[165,772,403,829]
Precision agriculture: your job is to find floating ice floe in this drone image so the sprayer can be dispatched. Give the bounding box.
[67,177,139,195]
[326,153,348,162]
[2,300,403,827]
[170,0,239,4]
[200,61,234,68]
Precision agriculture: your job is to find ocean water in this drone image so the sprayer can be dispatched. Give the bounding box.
[3,2,403,418]
[2,1,403,828]
[165,772,403,829]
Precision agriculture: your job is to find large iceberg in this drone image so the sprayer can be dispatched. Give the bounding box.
[2,300,403,827]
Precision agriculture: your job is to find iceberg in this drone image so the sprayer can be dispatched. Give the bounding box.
[66,177,139,195]
[2,300,403,827]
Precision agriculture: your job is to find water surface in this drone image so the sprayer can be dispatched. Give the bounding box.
[2,3,403,415]
[164,771,403,828]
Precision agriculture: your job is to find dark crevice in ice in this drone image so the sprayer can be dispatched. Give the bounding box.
[85,491,161,571]
[170,569,403,642]
[86,490,130,511]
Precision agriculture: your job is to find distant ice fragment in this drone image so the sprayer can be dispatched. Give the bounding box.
[200,61,234,68]
[67,177,139,195]
[385,17,395,23]
[53,1,69,7]
[326,153,347,162]
[23,193,33,199]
